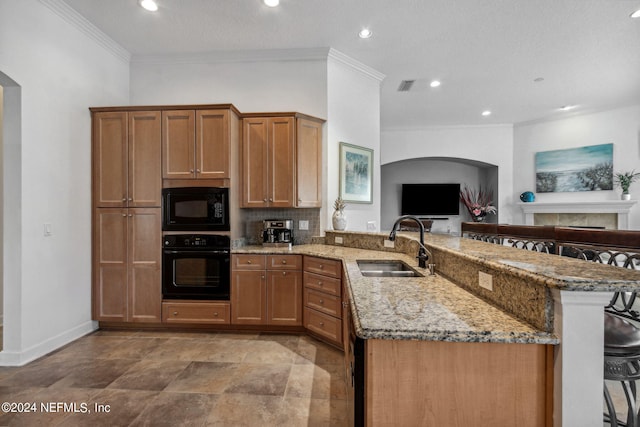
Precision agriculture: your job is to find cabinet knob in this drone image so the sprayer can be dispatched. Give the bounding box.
[269,198,273,202]
[196,169,201,173]
[128,214,133,217]
[190,169,194,173]
[319,264,324,269]
[263,199,267,202]
[319,299,324,304]
[122,213,127,217]
[282,271,287,276]
[319,322,325,326]
[298,198,302,203]
[213,312,219,317]
[318,281,323,286]
[122,198,126,202]
[128,198,133,202]
[247,260,252,264]
[173,311,178,316]
[261,275,265,279]
[281,259,287,264]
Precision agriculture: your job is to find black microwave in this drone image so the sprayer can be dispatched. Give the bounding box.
[162,187,230,231]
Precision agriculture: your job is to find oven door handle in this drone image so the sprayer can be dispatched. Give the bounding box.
[163,250,230,255]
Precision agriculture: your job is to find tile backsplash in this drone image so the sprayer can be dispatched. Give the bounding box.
[240,208,321,245]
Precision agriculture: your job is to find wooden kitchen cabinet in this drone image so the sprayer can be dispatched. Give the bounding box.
[162,108,235,181]
[92,111,161,207]
[93,208,162,323]
[303,256,343,346]
[231,254,302,326]
[241,114,324,208]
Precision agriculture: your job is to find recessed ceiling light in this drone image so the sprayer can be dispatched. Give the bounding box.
[264,0,279,7]
[139,0,158,12]
[559,105,577,111]
[430,80,441,88]
[481,110,492,116]
[533,77,545,83]
[358,28,372,39]
[631,9,640,18]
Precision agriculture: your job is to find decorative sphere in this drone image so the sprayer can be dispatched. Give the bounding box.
[520,191,535,202]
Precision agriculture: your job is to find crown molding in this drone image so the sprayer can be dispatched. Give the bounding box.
[327,48,386,82]
[132,47,332,65]
[40,0,131,63]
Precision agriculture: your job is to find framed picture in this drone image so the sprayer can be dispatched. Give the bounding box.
[339,142,373,203]
[535,143,613,193]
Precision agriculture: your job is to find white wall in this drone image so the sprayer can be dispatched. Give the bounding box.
[326,51,384,232]
[513,105,640,229]
[0,0,130,365]
[381,125,515,225]
[130,52,327,118]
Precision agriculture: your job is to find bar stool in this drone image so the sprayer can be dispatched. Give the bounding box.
[604,312,640,427]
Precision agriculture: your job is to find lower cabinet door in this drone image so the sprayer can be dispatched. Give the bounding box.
[267,270,302,326]
[231,270,266,324]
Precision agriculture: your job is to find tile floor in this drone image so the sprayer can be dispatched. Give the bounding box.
[0,330,349,426]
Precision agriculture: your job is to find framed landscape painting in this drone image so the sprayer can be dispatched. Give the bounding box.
[535,143,613,193]
[339,142,373,203]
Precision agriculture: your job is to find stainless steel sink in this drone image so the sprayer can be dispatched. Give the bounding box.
[356,260,423,277]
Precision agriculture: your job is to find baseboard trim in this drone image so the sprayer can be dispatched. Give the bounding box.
[0,320,98,366]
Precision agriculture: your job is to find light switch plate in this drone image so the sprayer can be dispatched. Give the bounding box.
[335,236,344,245]
[366,221,377,231]
[299,220,309,230]
[479,271,493,291]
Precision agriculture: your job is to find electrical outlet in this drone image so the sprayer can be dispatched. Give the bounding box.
[299,220,309,230]
[384,239,395,248]
[366,221,376,231]
[44,223,52,237]
[479,271,493,291]
[335,236,344,245]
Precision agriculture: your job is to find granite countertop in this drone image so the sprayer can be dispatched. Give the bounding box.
[234,243,559,345]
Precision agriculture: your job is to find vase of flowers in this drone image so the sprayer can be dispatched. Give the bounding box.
[460,185,497,222]
[332,197,347,230]
[614,170,640,200]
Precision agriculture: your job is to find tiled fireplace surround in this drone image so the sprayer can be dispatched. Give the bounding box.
[519,200,637,230]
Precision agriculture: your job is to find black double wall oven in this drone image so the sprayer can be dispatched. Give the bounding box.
[162,187,231,301]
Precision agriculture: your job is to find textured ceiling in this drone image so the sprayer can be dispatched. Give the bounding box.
[62,0,640,128]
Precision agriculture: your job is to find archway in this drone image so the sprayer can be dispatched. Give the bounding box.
[381,157,499,233]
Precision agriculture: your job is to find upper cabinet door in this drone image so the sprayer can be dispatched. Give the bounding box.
[242,118,269,207]
[268,117,295,207]
[296,118,322,208]
[93,112,127,207]
[162,110,195,179]
[196,109,230,179]
[128,111,161,207]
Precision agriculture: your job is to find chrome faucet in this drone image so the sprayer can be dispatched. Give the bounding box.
[389,215,434,273]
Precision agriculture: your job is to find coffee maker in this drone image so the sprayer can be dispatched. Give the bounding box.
[262,219,294,248]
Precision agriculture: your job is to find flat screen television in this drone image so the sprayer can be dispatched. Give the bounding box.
[401,183,460,216]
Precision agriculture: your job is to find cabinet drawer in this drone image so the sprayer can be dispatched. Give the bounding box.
[303,272,341,297]
[267,255,302,270]
[305,307,343,344]
[162,301,230,324]
[303,256,342,278]
[304,288,341,318]
[232,254,266,270]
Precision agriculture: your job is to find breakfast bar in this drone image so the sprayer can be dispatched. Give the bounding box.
[235,229,640,426]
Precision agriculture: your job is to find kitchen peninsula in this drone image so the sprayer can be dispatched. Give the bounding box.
[235,230,640,427]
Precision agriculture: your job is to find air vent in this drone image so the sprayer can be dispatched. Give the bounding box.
[397,80,415,92]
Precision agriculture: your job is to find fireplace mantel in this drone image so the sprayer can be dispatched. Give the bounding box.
[518,200,637,229]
